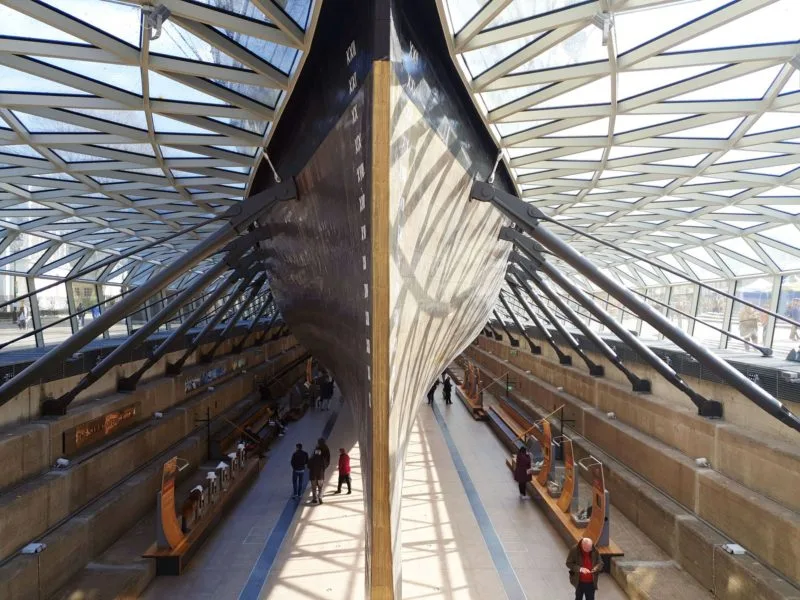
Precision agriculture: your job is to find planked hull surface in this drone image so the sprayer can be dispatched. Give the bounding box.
[252,1,513,597]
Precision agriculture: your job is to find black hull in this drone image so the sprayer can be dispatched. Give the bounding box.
[253,1,513,597]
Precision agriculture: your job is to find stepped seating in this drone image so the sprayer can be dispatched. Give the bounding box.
[467,342,800,600]
[0,336,306,600]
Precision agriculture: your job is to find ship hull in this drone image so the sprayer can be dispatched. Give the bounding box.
[254,1,513,596]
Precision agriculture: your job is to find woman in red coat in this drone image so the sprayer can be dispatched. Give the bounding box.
[514,446,532,499]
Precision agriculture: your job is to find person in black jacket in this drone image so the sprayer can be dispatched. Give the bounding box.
[290,443,309,500]
[427,380,439,405]
[308,448,326,504]
[443,376,453,405]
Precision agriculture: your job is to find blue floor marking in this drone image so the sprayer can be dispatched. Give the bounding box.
[238,409,340,600]
[431,402,527,600]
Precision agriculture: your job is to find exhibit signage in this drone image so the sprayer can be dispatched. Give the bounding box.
[64,401,140,455]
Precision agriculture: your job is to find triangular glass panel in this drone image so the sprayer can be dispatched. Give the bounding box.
[765,203,800,215]
[748,112,800,135]
[720,254,762,276]
[672,0,799,52]
[0,5,84,42]
[718,220,765,230]
[208,115,268,136]
[0,65,90,95]
[761,224,800,247]
[649,154,709,167]
[225,31,299,76]
[641,178,676,188]
[151,114,219,135]
[148,72,225,105]
[673,66,781,102]
[715,149,783,164]
[150,20,241,65]
[39,58,142,94]
[212,146,258,157]
[12,111,97,134]
[69,108,148,131]
[44,0,142,46]
[53,149,112,163]
[661,117,744,139]
[717,237,763,261]
[537,77,611,108]
[0,145,44,159]
[618,66,717,101]
[758,242,800,271]
[510,25,606,74]
[607,146,662,160]
[756,186,800,197]
[707,188,747,198]
[546,118,609,137]
[463,33,540,79]
[210,79,282,110]
[96,144,156,157]
[744,164,800,177]
[614,114,695,134]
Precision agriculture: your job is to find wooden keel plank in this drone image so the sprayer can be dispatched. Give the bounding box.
[370,57,393,600]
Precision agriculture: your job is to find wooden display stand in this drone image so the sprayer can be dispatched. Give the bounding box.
[143,448,262,575]
[455,362,486,419]
[489,398,623,568]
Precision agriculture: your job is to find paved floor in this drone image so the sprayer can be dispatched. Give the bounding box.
[140,384,628,599]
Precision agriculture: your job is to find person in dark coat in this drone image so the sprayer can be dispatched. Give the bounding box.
[427,380,439,405]
[290,443,309,499]
[308,448,326,504]
[514,446,532,499]
[317,438,331,470]
[443,376,452,405]
[566,537,603,600]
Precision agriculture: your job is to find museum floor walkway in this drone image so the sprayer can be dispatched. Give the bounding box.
[140,386,627,600]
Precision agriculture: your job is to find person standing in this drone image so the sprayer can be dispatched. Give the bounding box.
[443,376,452,405]
[427,380,439,405]
[290,443,309,499]
[334,448,351,494]
[321,375,334,411]
[514,446,532,499]
[317,437,331,470]
[566,537,603,600]
[308,448,326,504]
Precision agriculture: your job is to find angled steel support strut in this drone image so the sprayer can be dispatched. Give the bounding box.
[231,292,273,354]
[493,309,519,347]
[117,269,242,392]
[505,239,651,391]
[515,263,605,377]
[200,274,267,363]
[486,319,503,340]
[507,276,572,365]
[0,179,297,411]
[512,268,600,375]
[499,291,541,354]
[40,258,229,415]
[472,180,800,433]
[166,276,254,375]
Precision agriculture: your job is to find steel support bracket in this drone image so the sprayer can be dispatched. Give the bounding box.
[40,396,67,416]
[699,400,724,419]
[222,178,298,234]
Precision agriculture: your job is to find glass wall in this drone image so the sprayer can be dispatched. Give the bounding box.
[0,276,35,350]
[34,279,71,346]
[775,274,800,353]
[639,286,668,340]
[694,281,732,348]
[730,277,772,351]
[102,284,128,338]
[667,284,696,334]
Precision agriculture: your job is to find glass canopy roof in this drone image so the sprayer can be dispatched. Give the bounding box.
[0,0,316,288]
[439,0,800,286]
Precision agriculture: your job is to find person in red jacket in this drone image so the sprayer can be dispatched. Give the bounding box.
[334,447,351,494]
[566,537,603,600]
[514,446,532,499]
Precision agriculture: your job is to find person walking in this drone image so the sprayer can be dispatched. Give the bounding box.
[321,375,334,411]
[290,443,309,499]
[334,447,351,494]
[566,537,603,600]
[427,380,439,405]
[308,448,326,504]
[514,445,532,499]
[443,376,452,405]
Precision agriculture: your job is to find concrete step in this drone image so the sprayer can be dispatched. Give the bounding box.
[468,347,800,600]
[612,560,715,600]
